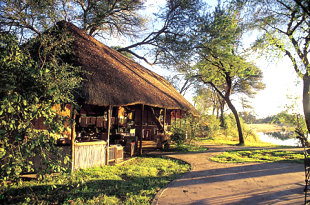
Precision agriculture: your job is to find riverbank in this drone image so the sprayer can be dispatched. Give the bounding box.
[247,123,284,133]
[247,123,300,147]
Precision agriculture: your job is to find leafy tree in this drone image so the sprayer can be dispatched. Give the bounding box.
[237,0,310,134]
[189,4,265,145]
[193,86,226,125]
[0,0,201,64]
[0,0,144,38]
[0,28,82,184]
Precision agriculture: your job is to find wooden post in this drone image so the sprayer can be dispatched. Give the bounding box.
[175,110,177,127]
[163,108,166,134]
[71,104,76,171]
[179,110,182,128]
[106,105,112,165]
[139,104,144,155]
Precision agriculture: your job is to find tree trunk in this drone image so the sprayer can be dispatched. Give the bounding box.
[219,100,225,127]
[225,98,244,145]
[303,74,310,133]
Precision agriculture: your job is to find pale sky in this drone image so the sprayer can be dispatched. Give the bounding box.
[250,57,303,118]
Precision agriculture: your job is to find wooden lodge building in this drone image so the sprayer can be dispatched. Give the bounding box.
[34,21,197,170]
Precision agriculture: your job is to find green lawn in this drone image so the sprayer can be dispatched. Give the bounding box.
[168,143,208,152]
[210,149,304,163]
[0,156,190,204]
[200,138,282,147]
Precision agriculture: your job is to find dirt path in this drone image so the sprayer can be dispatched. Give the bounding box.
[152,145,305,205]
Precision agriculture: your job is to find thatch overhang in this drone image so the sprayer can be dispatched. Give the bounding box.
[57,21,198,115]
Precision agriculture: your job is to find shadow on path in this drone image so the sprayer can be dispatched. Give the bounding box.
[152,144,305,205]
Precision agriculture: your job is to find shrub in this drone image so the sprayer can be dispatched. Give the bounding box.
[0,31,82,184]
[170,128,186,145]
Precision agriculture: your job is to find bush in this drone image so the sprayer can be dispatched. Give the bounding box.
[170,128,186,145]
[203,115,221,139]
[0,31,82,184]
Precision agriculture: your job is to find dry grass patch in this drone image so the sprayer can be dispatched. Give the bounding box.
[247,124,284,133]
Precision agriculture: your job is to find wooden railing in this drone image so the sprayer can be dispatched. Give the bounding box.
[73,141,107,170]
[108,145,124,163]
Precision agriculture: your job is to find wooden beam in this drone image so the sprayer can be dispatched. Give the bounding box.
[71,104,76,171]
[179,110,182,128]
[175,110,177,126]
[139,104,144,155]
[106,105,112,165]
[163,108,166,134]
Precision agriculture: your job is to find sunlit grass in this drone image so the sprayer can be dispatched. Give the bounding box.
[168,143,208,152]
[199,136,287,148]
[247,123,284,133]
[210,149,304,163]
[200,138,240,146]
[0,157,190,204]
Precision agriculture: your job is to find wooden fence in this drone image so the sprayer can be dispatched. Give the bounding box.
[73,141,107,170]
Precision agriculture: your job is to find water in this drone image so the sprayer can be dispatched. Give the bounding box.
[257,132,300,146]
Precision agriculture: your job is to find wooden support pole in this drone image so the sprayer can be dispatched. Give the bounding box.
[71,104,76,171]
[175,110,177,127]
[163,108,166,135]
[106,105,112,165]
[179,110,182,128]
[139,104,144,155]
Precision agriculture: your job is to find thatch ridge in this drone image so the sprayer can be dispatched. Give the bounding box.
[56,21,197,115]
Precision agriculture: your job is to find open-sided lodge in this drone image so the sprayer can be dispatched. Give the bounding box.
[33,21,197,170]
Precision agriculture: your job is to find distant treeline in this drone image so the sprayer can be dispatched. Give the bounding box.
[239,111,302,125]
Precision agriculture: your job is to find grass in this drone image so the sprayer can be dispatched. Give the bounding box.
[247,123,285,133]
[199,138,277,147]
[0,156,190,205]
[210,149,304,163]
[167,142,208,153]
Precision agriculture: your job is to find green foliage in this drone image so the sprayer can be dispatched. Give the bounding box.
[222,114,258,143]
[239,111,257,124]
[210,149,304,163]
[0,31,82,184]
[189,113,259,146]
[186,4,265,145]
[199,115,221,139]
[170,128,186,145]
[169,112,260,147]
[0,0,203,66]
[0,0,145,38]
[0,157,190,204]
[171,114,215,142]
[238,0,310,135]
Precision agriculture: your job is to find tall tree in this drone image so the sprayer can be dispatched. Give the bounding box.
[194,85,226,126]
[237,0,310,133]
[189,4,264,144]
[0,0,201,64]
[0,0,144,38]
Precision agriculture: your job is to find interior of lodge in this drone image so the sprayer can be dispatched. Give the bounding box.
[73,104,184,156]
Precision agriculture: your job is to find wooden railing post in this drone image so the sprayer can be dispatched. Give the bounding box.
[71,104,76,171]
[139,104,144,155]
[106,105,112,165]
[163,108,166,135]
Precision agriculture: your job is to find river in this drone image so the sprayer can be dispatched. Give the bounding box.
[257,132,300,146]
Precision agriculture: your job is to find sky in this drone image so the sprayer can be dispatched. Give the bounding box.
[105,0,304,119]
[250,57,303,118]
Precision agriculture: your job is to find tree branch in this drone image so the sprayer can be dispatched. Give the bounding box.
[293,0,310,16]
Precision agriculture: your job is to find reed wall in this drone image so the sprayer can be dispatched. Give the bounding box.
[73,141,107,170]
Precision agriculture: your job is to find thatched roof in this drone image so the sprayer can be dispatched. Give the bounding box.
[57,21,197,115]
